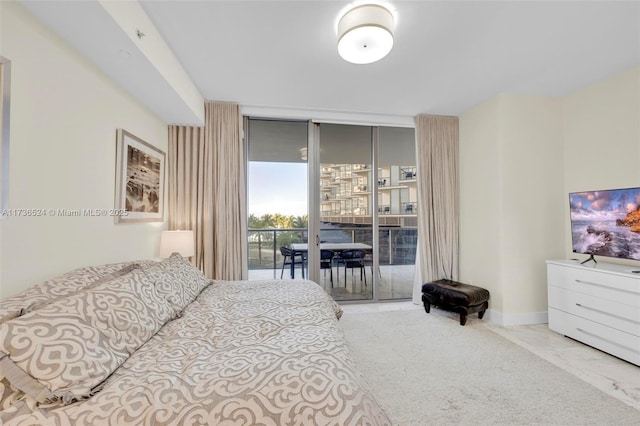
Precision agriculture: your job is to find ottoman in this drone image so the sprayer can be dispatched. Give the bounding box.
[421,279,490,326]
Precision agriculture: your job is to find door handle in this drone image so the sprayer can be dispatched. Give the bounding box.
[316,235,320,247]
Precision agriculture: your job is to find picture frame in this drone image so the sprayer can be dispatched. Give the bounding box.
[1,57,11,218]
[115,129,165,223]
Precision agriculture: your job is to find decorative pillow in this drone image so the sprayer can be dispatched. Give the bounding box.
[0,266,172,404]
[0,260,157,324]
[140,253,212,317]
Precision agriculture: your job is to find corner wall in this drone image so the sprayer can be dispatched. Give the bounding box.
[459,66,640,324]
[562,66,640,262]
[498,94,565,322]
[0,2,168,297]
[459,94,564,325]
[458,96,504,311]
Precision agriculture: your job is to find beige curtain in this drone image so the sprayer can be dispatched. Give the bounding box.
[412,115,459,303]
[167,125,214,274]
[205,101,247,280]
[167,101,247,280]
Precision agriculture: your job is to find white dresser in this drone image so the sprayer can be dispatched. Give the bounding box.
[546,260,640,366]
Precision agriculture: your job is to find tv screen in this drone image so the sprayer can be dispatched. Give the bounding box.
[569,187,640,261]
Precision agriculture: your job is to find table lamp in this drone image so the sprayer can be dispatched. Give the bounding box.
[160,230,195,258]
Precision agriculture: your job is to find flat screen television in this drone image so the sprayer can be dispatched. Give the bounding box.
[569,187,640,262]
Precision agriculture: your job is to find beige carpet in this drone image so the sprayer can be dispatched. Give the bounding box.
[340,308,639,426]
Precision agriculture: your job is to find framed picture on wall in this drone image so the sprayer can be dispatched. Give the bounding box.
[1,57,11,219]
[115,129,165,223]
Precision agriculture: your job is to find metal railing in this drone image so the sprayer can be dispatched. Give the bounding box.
[248,226,417,271]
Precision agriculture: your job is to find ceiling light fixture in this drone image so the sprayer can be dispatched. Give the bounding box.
[337,4,394,64]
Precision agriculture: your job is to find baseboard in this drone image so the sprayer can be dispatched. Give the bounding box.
[485,309,548,326]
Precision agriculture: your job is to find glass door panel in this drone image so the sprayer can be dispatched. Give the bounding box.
[246,119,308,280]
[246,119,415,303]
[378,126,416,299]
[318,124,373,301]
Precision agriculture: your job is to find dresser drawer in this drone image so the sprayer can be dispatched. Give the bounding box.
[548,286,640,336]
[549,308,640,366]
[547,264,640,305]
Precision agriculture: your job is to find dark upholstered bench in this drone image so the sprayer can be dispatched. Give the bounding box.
[421,280,490,326]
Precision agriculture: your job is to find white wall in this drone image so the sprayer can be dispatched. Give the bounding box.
[459,96,503,310]
[498,94,565,320]
[0,2,168,297]
[460,66,640,324]
[459,94,564,324]
[562,66,640,262]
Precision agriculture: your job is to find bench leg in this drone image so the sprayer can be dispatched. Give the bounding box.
[421,295,431,313]
[459,313,467,326]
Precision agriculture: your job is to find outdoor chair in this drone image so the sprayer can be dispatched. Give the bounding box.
[280,246,306,279]
[336,249,367,287]
[363,250,382,279]
[320,249,335,286]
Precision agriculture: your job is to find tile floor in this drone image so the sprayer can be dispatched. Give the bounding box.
[341,301,640,411]
[248,264,415,301]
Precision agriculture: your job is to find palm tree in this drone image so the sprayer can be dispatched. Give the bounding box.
[293,215,308,229]
[248,213,261,229]
[259,213,274,228]
[272,213,293,229]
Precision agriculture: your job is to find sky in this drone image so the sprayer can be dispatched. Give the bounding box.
[248,162,308,217]
[570,188,640,221]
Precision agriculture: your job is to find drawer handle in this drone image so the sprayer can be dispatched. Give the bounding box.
[574,303,639,324]
[575,279,637,295]
[575,328,636,351]
[575,279,608,289]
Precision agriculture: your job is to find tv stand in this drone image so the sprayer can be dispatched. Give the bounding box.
[547,260,639,366]
[580,254,597,265]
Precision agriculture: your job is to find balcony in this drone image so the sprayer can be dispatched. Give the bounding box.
[248,226,416,301]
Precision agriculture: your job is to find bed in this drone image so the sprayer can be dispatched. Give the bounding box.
[0,254,390,425]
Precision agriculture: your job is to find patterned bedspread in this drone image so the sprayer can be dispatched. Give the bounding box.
[1,277,390,425]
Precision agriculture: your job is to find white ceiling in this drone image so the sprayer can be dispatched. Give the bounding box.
[18,1,640,126]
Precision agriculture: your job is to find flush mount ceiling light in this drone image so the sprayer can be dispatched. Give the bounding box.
[337,4,394,64]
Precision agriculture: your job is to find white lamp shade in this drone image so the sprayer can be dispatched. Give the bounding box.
[160,230,195,258]
[338,4,394,64]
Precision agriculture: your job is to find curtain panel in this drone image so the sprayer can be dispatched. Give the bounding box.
[205,101,248,280]
[167,102,247,280]
[412,115,460,303]
[167,125,214,275]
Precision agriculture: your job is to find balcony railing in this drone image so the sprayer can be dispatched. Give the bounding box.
[248,227,417,271]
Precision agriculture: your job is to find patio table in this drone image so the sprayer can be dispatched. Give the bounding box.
[289,243,372,279]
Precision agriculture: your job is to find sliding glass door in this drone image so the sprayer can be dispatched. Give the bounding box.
[246,119,308,280]
[318,124,374,301]
[246,118,416,302]
[377,127,417,300]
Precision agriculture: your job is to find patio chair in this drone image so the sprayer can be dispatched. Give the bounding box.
[320,249,335,286]
[280,246,306,279]
[363,250,382,278]
[336,249,367,287]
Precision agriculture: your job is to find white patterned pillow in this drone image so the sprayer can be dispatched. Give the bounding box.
[0,266,172,404]
[140,253,212,317]
[0,260,158,324]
